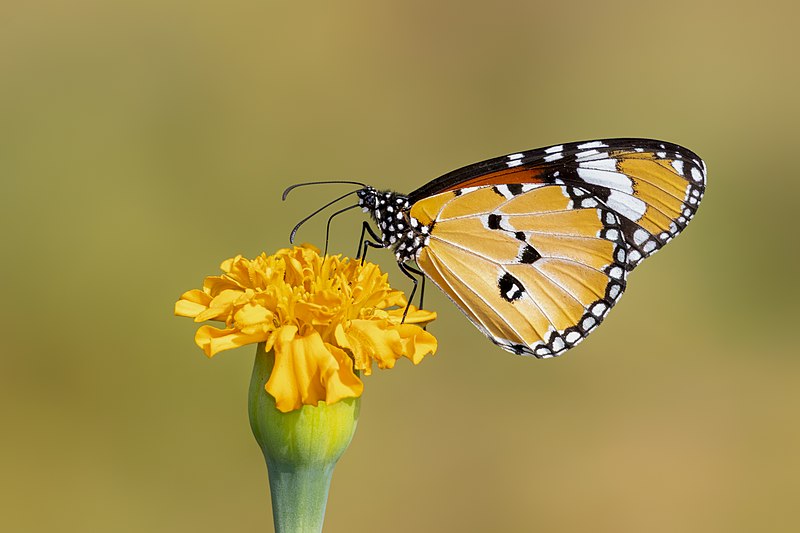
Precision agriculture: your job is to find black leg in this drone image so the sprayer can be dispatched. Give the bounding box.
[398,262,426,323]
[352,224,427,324]
[357,223,385,265]
[399,263,428,328]
[356,221,383,260]
[361,239,388,265]
[416,270,426,310]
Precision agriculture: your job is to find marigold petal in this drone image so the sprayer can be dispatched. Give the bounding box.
[202,274,245,296]
[396,323,438,364]
[195,325,269,357]
[339,319,437,374]
[234,303,274,335]
[174,289,211,318]
[386,305,438,325]
[190,289,246,323]
[266,326,363,412]
[342,320,405,373]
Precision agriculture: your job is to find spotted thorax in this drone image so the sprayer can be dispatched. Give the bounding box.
[357,187,431,263]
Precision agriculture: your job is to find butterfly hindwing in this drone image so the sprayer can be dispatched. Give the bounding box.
[409,139,706,270]
[412,183,628,358]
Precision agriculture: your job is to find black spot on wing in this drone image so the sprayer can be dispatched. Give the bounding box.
[498,272,525,302]
[488,214,502,230]
[507,183,524,196]
[519,244,541,264]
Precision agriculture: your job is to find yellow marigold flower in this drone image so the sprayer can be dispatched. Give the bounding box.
[175,244,437,412]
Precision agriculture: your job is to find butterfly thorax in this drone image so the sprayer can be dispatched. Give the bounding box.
[356,186,431,262]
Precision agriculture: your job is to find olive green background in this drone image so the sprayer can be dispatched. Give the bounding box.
[2,1,798,532]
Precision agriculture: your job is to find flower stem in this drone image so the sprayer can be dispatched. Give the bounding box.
[248,343,359,533]
[265,463,334,533]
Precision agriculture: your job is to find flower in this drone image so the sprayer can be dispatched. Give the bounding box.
[175,244,437,412]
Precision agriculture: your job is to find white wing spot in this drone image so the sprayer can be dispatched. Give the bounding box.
[494,185,516,199]
[579,158,618,171]
[578,141,607,149]
[577,168,634,193]
[606,190,647,221]
[575,149,601,159]
[551,336,565,352]
[608,283,621,300]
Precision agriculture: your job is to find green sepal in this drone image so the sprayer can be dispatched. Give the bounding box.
[248,342,360,533]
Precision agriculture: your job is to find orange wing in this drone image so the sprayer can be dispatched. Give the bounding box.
[411,183,627,358]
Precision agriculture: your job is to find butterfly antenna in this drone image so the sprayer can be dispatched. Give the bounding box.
[282,180,368,201]
[323,203,360,256]
[289,189,361,243]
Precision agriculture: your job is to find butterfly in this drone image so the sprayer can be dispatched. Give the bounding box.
[284,138,706,358]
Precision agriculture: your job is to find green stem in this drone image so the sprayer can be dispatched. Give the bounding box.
[265,463,334,533]
[248,343,360,533]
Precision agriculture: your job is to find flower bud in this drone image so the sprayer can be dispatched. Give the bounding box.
[249,342,360,532]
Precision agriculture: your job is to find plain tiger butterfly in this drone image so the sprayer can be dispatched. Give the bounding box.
[284,138,706,358]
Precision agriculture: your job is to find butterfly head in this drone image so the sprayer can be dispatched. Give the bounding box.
[356,186,381,212]
[357,187,410,221]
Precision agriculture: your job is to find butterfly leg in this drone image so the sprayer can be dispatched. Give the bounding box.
[397,262,425,324]
[419,272,426,311]
[356,221,385,264]
[400,263,426,309]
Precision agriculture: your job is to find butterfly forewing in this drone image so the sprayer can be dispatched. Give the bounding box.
[410,139,706,270]
[412,183,628,358]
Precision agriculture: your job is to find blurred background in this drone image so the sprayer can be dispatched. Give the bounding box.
[2,1,798,532]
